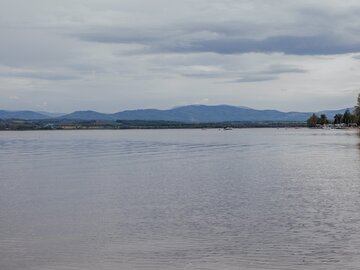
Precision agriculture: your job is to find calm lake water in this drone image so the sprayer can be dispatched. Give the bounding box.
[0,129,359,270]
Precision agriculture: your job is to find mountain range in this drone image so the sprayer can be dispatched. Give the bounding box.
[0,105,354,123]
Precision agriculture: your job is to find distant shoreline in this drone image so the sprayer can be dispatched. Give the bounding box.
[0,119,309,131]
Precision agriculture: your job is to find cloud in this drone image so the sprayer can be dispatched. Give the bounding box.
[233,75,277,83]
[0,0,359,112]
[178,63,307,83]
[232,64,307,83]
[73,22,360,56]
[263,64,307,75]
[175,35,360,55]
[76,27,165,44]
[69,1,360,57]
[0,70,78,81]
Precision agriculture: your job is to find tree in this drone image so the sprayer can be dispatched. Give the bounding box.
[307,113,319,127]
[334,114,343,124]
[356,93,360,125]
[343,109,352,125]
[319,114,329,125]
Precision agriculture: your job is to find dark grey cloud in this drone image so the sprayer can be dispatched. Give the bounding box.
[76,20,262,45]
[75,24,360,56]
[69,1,360,57]
[181,35,360,55]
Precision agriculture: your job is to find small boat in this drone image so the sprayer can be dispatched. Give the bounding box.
[223,127,233,130]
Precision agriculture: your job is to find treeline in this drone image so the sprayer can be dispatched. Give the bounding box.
[307,93,360,127]
[0,119,307,131]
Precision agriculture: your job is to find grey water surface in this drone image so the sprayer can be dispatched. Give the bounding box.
[0,129,359,270]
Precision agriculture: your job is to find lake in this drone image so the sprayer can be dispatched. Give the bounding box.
[0,129,359,270]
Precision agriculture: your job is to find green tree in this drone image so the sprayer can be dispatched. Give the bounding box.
[355,93,360,125]
[307,113,319,127]
[334,113,343,124]
[319,114,329,125]
[343,109,352,125]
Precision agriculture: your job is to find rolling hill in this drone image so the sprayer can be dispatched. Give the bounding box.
[0,105,354,122]
[0,110,50,120]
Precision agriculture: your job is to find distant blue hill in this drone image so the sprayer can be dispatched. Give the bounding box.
[59,105,354,122]
[0,105,354,122]
[0,110,49,120]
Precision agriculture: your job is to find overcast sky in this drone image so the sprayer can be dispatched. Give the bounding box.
[1,0,360,112]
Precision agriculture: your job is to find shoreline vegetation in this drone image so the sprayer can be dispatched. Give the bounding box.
[306,93,360,129]
[0,119,308,131]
